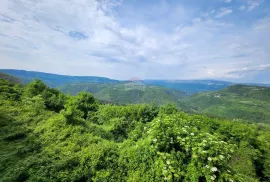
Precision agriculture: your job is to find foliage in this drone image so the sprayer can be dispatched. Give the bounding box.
[142,80,232,93]
[0,80,270,182]
[0,72,21,84]
[0,69,118,87]
[24,79,66,112]
[59,82,186,106]
[182,84,270,124]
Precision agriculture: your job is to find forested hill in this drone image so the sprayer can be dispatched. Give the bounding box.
[142,80,233,93]
[0,78,270,181]
[181,84,270,124]
[0,72,21,84]
[221,84,270,101]
[0,69,237,93]
[58,82,186,106]
[0,69,119,87]
[1,71,269,124]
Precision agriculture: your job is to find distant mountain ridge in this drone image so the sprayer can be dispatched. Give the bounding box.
[0,69,119,87]
[58,82,186,106]
[0,72,21,84]
[142,80,233,93]
[1,69,270,124]
[181,84,270,123]
[0,69,269,94]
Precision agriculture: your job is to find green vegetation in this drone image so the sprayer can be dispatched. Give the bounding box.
[0,69,118,87]
[181,84,270,124]
[59,82,270,124]
[0,72,21,84]
[143,80,232,93]
[1,78,270,181]
[58,82,186,106]
[1,69,247,93]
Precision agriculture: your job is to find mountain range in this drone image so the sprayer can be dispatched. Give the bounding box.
[181,84,270,123]
[58,82,186,106]
[2,69,269,93]
[1,69,270,124]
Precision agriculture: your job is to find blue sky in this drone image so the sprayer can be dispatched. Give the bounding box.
[0,0,270,83]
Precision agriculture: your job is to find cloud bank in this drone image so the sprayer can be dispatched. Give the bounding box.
[0,0,269,83]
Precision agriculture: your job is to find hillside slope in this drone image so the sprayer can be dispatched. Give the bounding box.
[59,82,186,105]
[1,79,270,181]
[0,69,118,87]
[0,72,21,84]
[0,69,237,94]
[143,80,233,93]
[182,84,270,123]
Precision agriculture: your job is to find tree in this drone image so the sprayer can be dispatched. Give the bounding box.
[73,92,99,119]
[159,103,178,115]
[42,88,66,112]
[24,79,47,97]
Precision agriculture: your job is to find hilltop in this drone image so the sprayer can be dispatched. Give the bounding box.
[1,70,270,124]
[0,69,118,87]
[0,69,239,93]
[58,82,186,106]
[181,84,270,123]
[0,78,270,181]
[143,80,233,93]
[0,72,21,84]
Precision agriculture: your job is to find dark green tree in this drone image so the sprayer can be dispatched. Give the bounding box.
[24,79,47,97]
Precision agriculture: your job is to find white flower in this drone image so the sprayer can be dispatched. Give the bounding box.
[208,157,212,161]
[152,138,157,142]
[166,160,170,165]
[210,176,215,180]
[211,167,218,172]
[205,165,209,168]
[190,133,194,136]
[164,177,168,180]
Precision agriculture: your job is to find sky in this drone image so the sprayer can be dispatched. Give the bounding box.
[0,0,270,83]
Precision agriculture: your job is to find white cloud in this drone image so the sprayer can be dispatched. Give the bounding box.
[228,64,270,75]
[0,0,269,83]
[192,18,202,23]
[224,0,232,3]
[238,0,264,12]
[247,0,264,11]
[239,5,246,11]
[216,8,233,18]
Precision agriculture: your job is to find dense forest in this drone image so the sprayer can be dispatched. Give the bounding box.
[181,85,270,124]
[58,82,270,124]
[58,82,186,105]
[1,77,270,182]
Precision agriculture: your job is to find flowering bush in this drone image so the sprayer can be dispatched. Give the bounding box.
[119,114,243,181]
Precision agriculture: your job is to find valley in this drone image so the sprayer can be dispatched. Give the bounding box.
[1,70,270,181]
